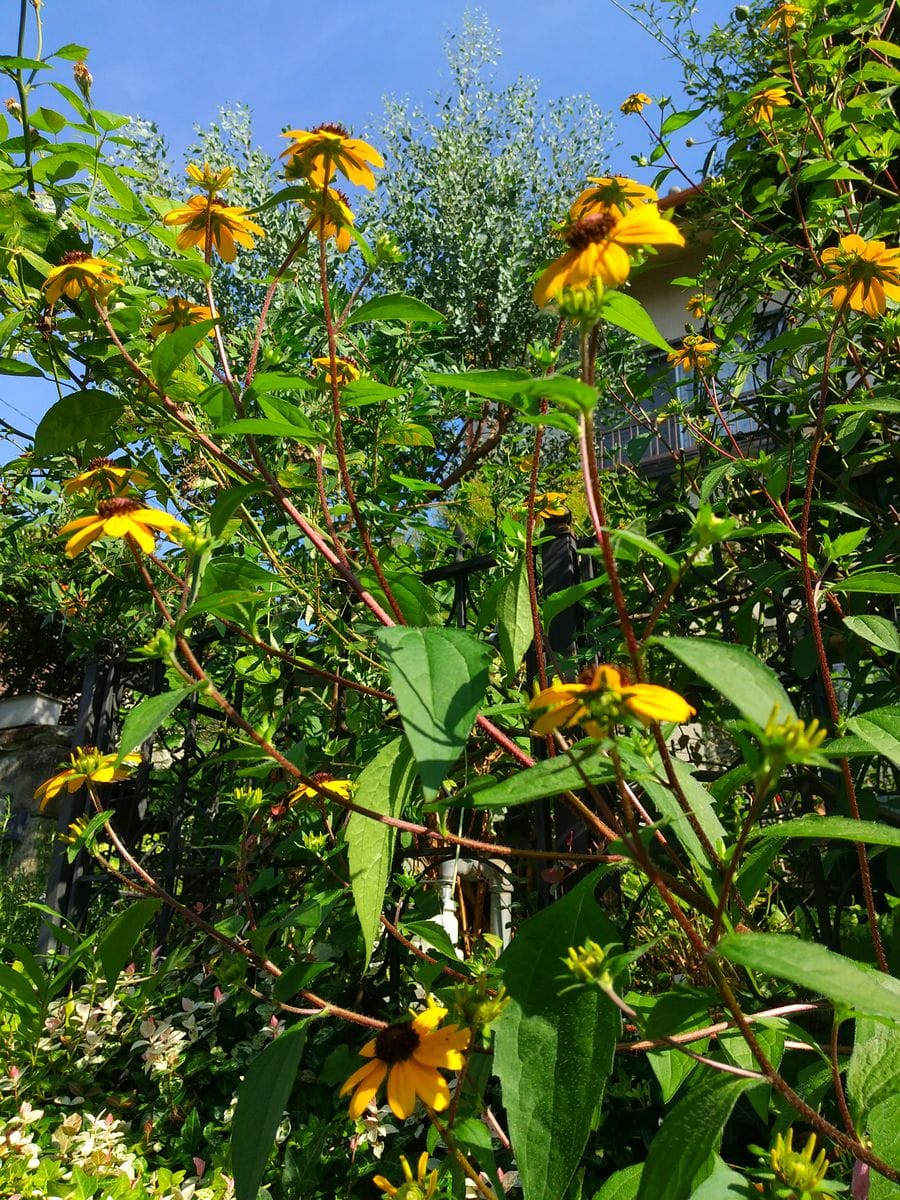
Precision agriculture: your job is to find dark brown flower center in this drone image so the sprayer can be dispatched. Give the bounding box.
[564,213,617,250]
[87,457,114,470]
[314,122,349,138]
[60,250,91,265]
[311,770,336,785]
[374,1021,420,1064]
[97,497,141,518]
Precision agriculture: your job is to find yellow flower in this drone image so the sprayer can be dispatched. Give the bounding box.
[151,297,215,338]
[821,233,900,316]
[570,177,658,221]
[289,773,355,804]
[685,293,712,318]
[312,355,360,385]
[770,1129,831,1194]
[667,334,717,371]
[373,1152,438,1200]
[280,123,384,191]
[63,457,151,495]
[762,3,804,32]
[43,251,122,306]
[288,182,356,252]
[59,497,187,557]
[340,999,470,1120]
[533,205,685,307]
[620,93,652,114]
[744,86,790,125]
[185,161,234,193]
[533,492,569,519]
[34,746,141,811]
[163,196,264,263]
[529,664,695,738]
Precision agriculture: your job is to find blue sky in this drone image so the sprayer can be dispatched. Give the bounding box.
[2,0,735,450]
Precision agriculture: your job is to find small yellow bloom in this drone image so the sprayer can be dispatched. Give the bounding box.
[340,999,470,1120]
[570,177,658,222]
[63,457,152,495]
[373,1152,438,1200]
[73,60,92,105]
[34,746,140,811]
[620,93,652,114]
[533,492,569,519]
[534,205,685,307]
[821,233,900,316]
[289,773,355,804]
[59,497,187,557]
[163,196,264,263]
[43,251,122,306]
[762,3,804,32]
[185,161,234,193]
[770,1129,831,1194]
[744,86,790,125]
[529,664,695,738]
[685,293,712,318]
[287,181,356,252]
[280,123,384,191]
[667,334,717,372]
[151,297,215,338]
[312,355,360,385]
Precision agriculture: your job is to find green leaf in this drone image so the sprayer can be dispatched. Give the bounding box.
[97,900,161,989]
[843,615,900,654]
[341,379,405,406]
[272,961,333,1002]
[426,367,533,401]
[247,372,312,394]
[847,708,900,769]
[542,576,608,630]
[347,737,417,968]
[218,417,322,445]
[636,1072,753,1200]
[601,291,671,351]
[660,106,704,134]
[751,815,900,849]
[0,962,42,1038]
[375,627,490,800]
[399,918,466,964]
[33,390,125,457]
[496,562,534,679]
[687,1158,756,1199]
[452,1117,506,1200]
[453,743,616,811]
[868,1095,900,1199]
[231,1022,308,1200]
[494,869,620,1200]
[116,688,195,763]
[715,933,900,1025]
[655,636,796,727]
[345,292,445,325]
[32,106,67,134]
[605,527,679,574]
[832,571,900,595]
[358,569,441,627]
[641,759,726,870]
[847,1019,900,1124]
[150,319,218,389]
[208,484,262,538]
[593,1164,644,1200]
[0,355,41,376]
[49,42,91,61]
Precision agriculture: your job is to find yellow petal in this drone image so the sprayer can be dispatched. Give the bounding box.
[386,1060,418,1119]
[415,1024,470,1068]
[623,683,695,724]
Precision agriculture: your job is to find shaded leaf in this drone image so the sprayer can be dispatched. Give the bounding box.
[98,900,161,989]
[231,1023,308,1200]
[636,1072,752,1200]
[494,869,620,1200]
[347,737,417,968]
